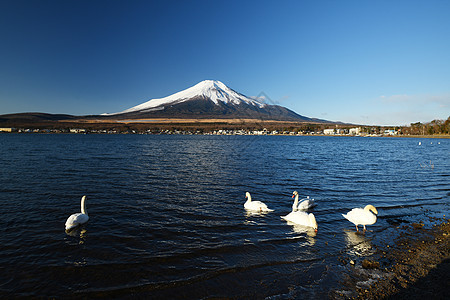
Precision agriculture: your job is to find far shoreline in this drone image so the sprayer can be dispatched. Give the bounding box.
[0,116,449,138]
[0,113,448,137]
[1,130,449,139]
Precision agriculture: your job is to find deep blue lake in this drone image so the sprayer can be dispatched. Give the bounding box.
[0,134,448,298]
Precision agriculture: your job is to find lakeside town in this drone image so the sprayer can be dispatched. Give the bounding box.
[0,127,390,136]
[1,116,448,136]
[0,125,446,137]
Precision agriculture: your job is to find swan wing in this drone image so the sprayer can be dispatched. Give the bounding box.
[244,201,259,210]
[297,199,316,210]
[65,213,89,230]
[256,201,274,212]
[343,208,376,226]
[281,211,294,221]
[245,201,273,212]
[281,211,309,225]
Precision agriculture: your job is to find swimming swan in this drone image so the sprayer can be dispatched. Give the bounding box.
[292,191,316,210]
[342,205,378,232]
[244,192,273,212]
[65,196,89,231]
[282,195,318,231]
[281,210,318,231]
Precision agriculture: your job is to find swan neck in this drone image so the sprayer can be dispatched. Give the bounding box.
[364,205,378,215]
[292,194,299,211]
[81,196,88,215]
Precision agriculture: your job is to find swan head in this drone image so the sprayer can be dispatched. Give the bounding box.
[292,190,298,198]
[364,205,378,215]
[245,192,251,200]
[309,213,318,231]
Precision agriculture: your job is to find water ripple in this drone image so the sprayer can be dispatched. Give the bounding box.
[0,134,448,298]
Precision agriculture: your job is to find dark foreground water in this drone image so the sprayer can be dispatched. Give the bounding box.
[0,134,448,299]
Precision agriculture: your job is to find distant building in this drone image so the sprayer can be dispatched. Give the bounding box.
[0,128,13,132]
[70,129,86,133]
[323,129,334,135]
[349,127,361,135]
[384,129,396,135]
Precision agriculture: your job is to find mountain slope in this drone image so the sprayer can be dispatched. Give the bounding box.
[104,80,265,115]
[102,80,323,122]
[0,112,76,123]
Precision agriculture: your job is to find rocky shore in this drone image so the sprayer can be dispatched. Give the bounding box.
[333,216,449,299]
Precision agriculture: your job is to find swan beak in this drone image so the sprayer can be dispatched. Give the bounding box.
[314,229,318,232]
[292,195,295,198]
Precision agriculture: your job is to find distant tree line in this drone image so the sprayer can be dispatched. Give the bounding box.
[402,117,450,135]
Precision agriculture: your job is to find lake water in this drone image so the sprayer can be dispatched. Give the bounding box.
[0,134,448,298]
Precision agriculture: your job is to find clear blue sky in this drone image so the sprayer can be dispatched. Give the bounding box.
[1,0,449,126]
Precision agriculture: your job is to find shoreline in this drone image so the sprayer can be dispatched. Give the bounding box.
[1,131,449,139]
[333,216,450,299]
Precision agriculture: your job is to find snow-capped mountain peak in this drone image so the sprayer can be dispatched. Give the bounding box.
[105,80,266,115]
[192,80,266,106]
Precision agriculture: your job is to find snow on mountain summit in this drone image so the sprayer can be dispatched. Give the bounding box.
[191,80,266,107]
[105,80,266,115]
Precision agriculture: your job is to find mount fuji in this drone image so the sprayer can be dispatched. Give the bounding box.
[102,80,324,122]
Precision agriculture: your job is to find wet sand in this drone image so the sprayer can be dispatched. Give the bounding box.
[333,217,450,299]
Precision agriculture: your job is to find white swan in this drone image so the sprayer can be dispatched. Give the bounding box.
[65,196,89,231]
[292,191,316,210]
[282,195,318,231]
[281,211,318,231]
[244,192,273,212]
[342,204,378,232]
